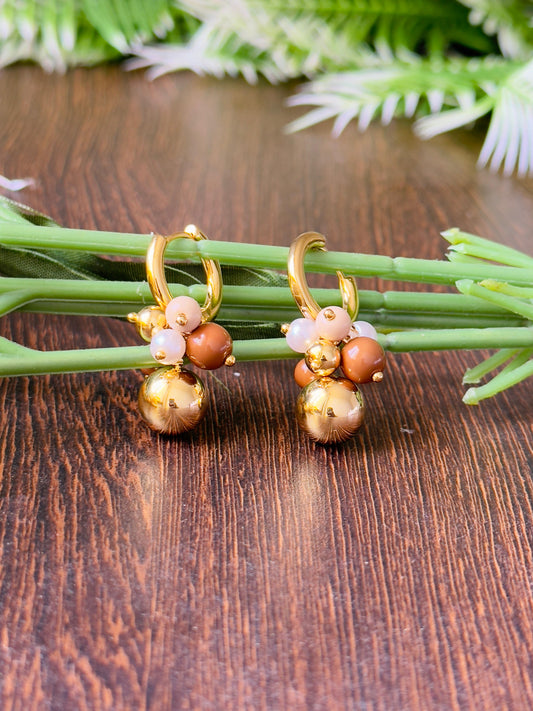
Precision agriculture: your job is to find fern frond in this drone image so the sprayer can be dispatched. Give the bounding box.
[131,1,362,82]
[288,54,533,176]
[80,0,175,53]
[131,0,496,83]
[0,0,187,71]
[457,0,533,57]
[479,59,533,176]
[415,59,533,176]
[178,0,495,57]
[128,23,283,82]
[287,54,509,131]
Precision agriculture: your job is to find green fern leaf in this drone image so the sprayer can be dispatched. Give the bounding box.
[457,0,533,57]
[80,0,174,53]
[287,54,533,176]
[178,0,495,56]
[415,58,533,176]
[0,1,193,70]
[128,22,284,82]
[131,0,496,82]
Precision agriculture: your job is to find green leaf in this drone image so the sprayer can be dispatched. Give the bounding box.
[457,0,533,58]
[287,54,533,177]
[0,195,287,289]
[135,0,495,81]
[0,0,194,70]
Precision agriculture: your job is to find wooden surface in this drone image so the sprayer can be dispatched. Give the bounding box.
[0,66,533,711]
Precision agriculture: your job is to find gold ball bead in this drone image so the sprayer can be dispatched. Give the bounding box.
[138,367,208,435]
[304,339,341,377]
[296,376,365,444]
[132,306,167,342]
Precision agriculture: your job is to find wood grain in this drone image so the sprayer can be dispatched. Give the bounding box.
[0,66,533,711]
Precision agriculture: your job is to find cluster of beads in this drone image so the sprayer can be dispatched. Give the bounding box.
[284,306,386,388]
[130,295,234,371]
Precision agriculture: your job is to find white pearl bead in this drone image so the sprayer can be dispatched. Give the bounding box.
[286,318,318,353]
[165,296,202,333]
[315,306,352,342]
[150,329,186,365]
[350,320,378,340]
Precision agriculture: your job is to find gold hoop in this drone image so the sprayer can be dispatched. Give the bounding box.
[145,224,222,323]
[287,231,358,320]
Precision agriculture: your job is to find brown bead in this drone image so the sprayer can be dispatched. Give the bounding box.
[294,358,318,388]
[186,323,233,370]
[340,337,386,384]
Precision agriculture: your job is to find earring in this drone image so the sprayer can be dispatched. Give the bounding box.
[282,231,386,444]
[128,225,234,435]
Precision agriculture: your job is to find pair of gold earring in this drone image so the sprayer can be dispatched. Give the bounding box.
[128,226,386,444]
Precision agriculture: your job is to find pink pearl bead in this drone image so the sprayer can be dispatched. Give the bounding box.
[150,329,186,365]
[315,306,352,342]
[165,296,202,333]
[350,320,378,341]
[286,318,318,353]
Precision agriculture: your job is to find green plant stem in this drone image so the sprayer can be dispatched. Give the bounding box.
[442,229,533,268]
[1,279,527,328]
[1,226,532,400]
[2,328,533,378]
[0,336,32,355]
[1,224,533,286]
[11,302,525,330]
[366,313,525,330]
[0,278,520,314]
[2,293,526,330]
[446,252,489,265]
[479,280,533,298]
[456,279,533,321]
[14,301,523,330]
[382,328,533,351]
[0,275,529,325]
[492,348,533,381]
[0,291,32,314]
[462,348,520,384]
[463,353,533,404]
[448,243,532,266]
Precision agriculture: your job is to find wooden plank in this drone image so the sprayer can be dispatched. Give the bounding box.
[0,65,532,711]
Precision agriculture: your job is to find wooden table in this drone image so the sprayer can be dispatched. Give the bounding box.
[1,66,532,711]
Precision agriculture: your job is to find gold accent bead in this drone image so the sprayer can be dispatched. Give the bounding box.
[281,323,290,335]
[130,306,167,342]
[154,350,166,361]
[175,313,188,327]
[372,371,384,382]
[184,224,200,237]
[304,339,341,377]
[225,355,236,367]
[323,308,335,321]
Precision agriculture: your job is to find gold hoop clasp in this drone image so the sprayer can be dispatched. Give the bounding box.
[287,231,358,320]
[145,224,222,323]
